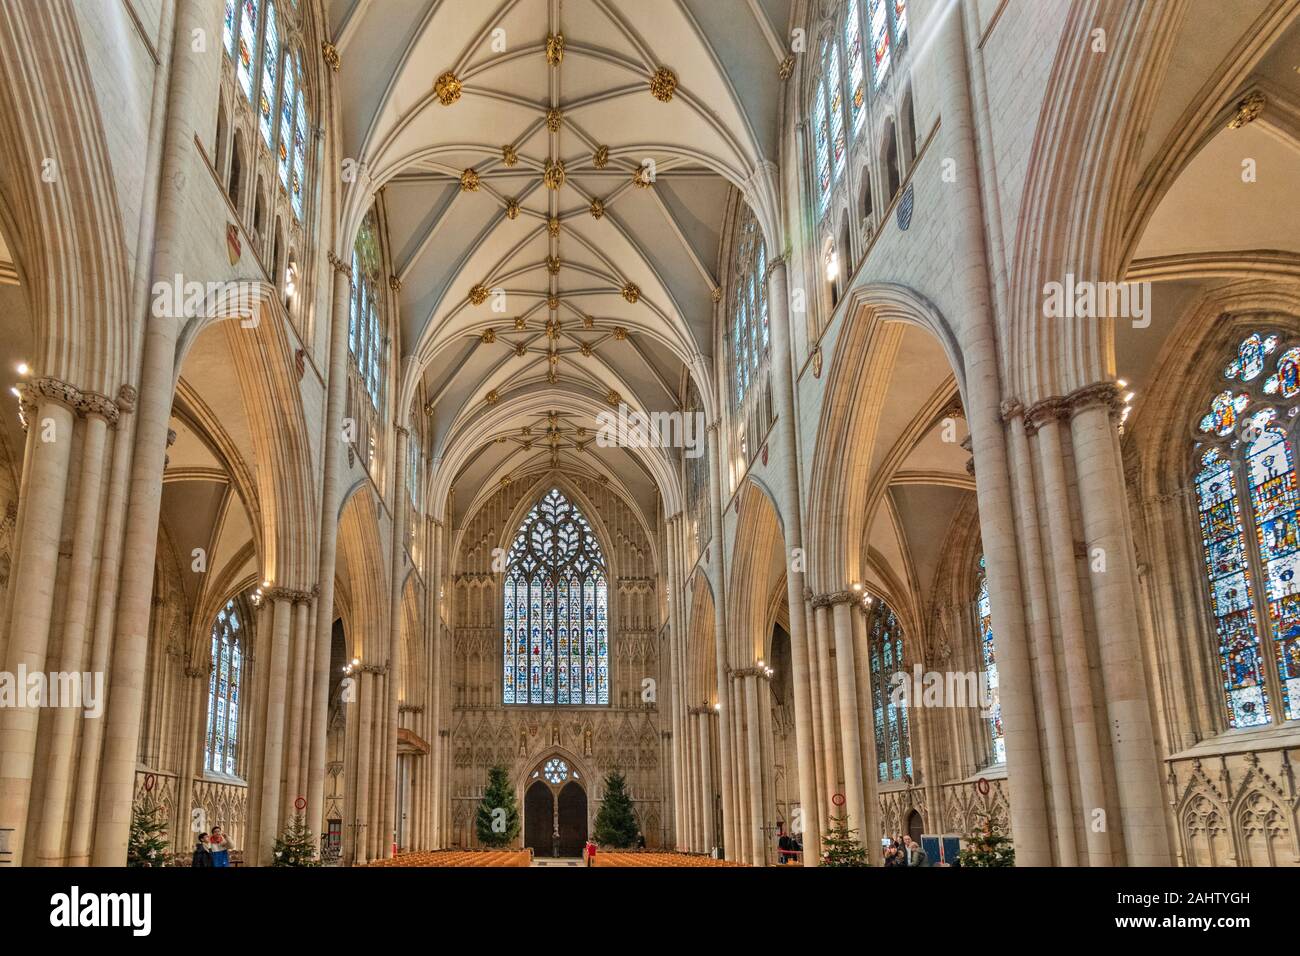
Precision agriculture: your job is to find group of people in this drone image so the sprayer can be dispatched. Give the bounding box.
[190,826,235,867]
[776,830,804,863]
[884,835,942,867]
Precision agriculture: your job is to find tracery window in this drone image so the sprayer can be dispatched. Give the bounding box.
[866,0,908,88]
[976,556,1005,765]
[204,598,246,776]
[503,489,610,706]
[349,211,385,408]
[812,38,846,216]
[1192,329,1300,728]
[222,0,311,221]
[866,599,912,782]
[729,205,769,409]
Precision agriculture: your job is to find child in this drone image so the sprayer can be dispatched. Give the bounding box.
[192,832,213,867]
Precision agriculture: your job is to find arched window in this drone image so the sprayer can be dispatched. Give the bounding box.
[976,555,1005,764]
[1192,329,1300,728]
[844,1,866,137]
[349,210,384,407]
[503,488,609,706]
[866,0,909,88]
[224,0,311,222]
[205,597,247,776]
[729,205,768,409]
[866,599,912,782]
[811,38,846,217]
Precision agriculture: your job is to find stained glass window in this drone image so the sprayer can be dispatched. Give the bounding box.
[976,556,1005,764]
[813,82,831,214]
[258,3,279,147]
[729,205,769,409]
[349,211,384,407]
[544,758,569,784]
[237,0,259,102]
[223,0,237,57]
[845,1,866,136]
[503,489,610,706]
[277,54,296,190]
[866,599,911,782]
[205,598,246,775]
[867,0,892,88]
[1192,328,1300,728]
[827,44,847,181]
[293,75,308,219]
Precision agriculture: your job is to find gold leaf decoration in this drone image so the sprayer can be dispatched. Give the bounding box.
[580,341,593,357]
[468,284,489,305]
[481,328,497,344]
[632,165,654,189]
[1228,90,1266,129]
[486,388,500,405]
[389,274,403,293]
[546,107,563,131]
[502,144,518,166]
[711,287,722,303]
[589,198,604,219]
[322,41,341,72]
[582,314,594,329]
[606,389,622,406]
[613,326,628,340]
[778,54,795,80]
[546,33,565,66]
[547,216,561,237]
[543,159,566,190]
[434,71,462,105]
[547,295,559,310]
[621,282,640,304]
[515,342,527,356]
[506,198,520,220]
[547,256,561,275]
[514,317,527,330]
[593,145,609,168]
[649,67,677,102]
[460,168,480,191]
[545,317,561,339]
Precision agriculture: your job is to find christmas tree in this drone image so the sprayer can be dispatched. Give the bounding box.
[820,814,869,867]
[475,764,521,847]
[271,815,321,866]
[958,813,1015,866]
[127,797,170,867]
[593,769,639,848]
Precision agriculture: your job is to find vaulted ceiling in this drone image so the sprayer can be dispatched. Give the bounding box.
[328,0,790,524]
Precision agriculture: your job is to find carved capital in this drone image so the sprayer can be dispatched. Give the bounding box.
[78,391,119,425]
[27,377,81,412]
[328,251,353,279]
[1022,397,1069,436]
[117,384,138,412]
[1067,381,1123,419]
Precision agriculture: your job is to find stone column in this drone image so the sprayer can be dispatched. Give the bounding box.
[1027,402,1112,865]
[765,257,821,865]
[255,591,298,864]
[697,708,715,853]
[0,387,76,863]
[383,426,409,859]
[742,671,766,865]
[812,604,840,810]
[851,602,880,849]
[1070,386,1170,865]
[938,0,1051,864]
[35,396,114,864]
[804,595,828,833]
[828,595,867,839]
[91,0,222,868]
[282,593,311,822]
[664,514,685,849]
[705,422,738,859]
[307,253,355,837]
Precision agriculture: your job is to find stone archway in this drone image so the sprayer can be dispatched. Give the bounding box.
[521,755,588,858]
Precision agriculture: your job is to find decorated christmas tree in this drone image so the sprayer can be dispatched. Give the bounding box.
[820,814,870,867]
[127,797,170,867]
[958,813,1015,867]
[271,815,321,866]
[475,764,521,847]
[593,769,639,848]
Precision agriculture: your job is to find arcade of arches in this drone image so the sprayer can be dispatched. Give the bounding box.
[0,0,1298,869]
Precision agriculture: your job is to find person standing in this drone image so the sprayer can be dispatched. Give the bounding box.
[209,825,233,867]
[903,835,928,867]
[191,833,213,868]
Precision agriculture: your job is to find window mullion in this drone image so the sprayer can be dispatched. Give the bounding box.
[1233,453,1284,726]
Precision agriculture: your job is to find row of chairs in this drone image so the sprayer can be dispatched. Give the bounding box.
[364,849,532,867]
[593,851,746,867]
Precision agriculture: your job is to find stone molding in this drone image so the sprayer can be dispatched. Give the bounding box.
[810,589,858,608]
[328,250,353,279]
